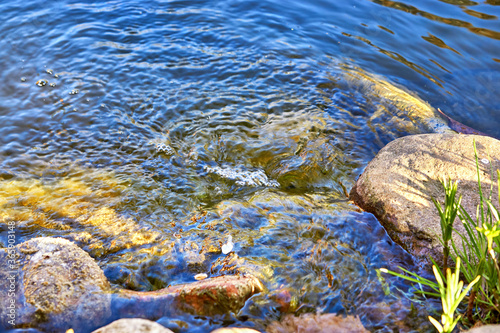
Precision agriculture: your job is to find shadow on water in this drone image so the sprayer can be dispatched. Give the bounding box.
[0,0,498,331]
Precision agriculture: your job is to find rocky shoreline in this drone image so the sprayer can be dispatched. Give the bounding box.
[3,133,500,332]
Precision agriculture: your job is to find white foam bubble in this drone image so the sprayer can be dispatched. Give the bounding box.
[204,164,279,187]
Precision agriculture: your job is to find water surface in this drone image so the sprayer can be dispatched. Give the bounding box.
[1,0,499,332]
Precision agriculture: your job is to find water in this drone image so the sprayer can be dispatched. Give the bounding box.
[0,0,499,332]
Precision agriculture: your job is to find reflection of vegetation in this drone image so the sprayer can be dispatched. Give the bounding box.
[372,0,500,40]
[381,141,500,329]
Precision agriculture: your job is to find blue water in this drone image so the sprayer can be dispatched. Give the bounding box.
[1,0,499,332]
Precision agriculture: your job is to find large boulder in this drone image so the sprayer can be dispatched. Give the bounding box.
[350,134,500,266]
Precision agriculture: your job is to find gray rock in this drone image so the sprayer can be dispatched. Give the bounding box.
[92,318,173,333]
[350,134,500,267]
[466,324,500,333]
[0,237,111,332]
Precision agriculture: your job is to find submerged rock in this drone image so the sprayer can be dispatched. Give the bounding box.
[0,237,263,332]
[92,318,173,333]
[340,66,454,135]
[266,136,344,191]
[267,313,369,333]
[350,134,500,267]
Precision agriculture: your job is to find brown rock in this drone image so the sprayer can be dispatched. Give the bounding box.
[350,134,500,266]
[0,237,111,332]
[117,274,264,317]
[267,313,369,333]
[92,318,173,333]
[269,288,294,313]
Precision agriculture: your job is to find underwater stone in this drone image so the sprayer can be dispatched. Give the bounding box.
[266,136,342,190]
[350,134,500,268]
[340,67,454,135]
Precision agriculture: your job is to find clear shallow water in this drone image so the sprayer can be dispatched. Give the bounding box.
[0,0,499,332]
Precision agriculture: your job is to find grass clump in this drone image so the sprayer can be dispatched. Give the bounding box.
[379,141,500,331]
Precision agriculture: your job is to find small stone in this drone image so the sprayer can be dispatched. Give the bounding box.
[211,328,262,333]
[92,318,173,333]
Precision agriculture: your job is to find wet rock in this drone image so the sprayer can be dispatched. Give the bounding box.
[267,136,344,191]
[466,325,500,333]
[0,237,111,332]
[350,134,500,267]
[269,288,294,313]
[340,66,453,135]
[267,313,369,333]
[117,274,264,317]
[92,318,173,333]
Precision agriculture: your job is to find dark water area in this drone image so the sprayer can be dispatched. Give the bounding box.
[0,0,499,332]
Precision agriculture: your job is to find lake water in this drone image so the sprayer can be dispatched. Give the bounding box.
[1,0,499,332]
